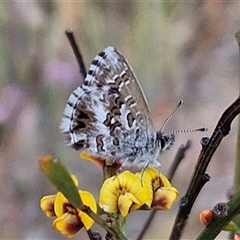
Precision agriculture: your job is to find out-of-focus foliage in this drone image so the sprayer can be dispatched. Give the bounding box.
[0,2,239,239]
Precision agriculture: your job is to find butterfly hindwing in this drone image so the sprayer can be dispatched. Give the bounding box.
[60,46,161,168]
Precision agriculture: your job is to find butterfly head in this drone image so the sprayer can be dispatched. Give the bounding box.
[157,132,175,152]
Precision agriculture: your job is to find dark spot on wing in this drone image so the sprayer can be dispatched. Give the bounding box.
[72,91,78,98]
[72,120,86,130]
[113,138,119,146]
[91,59,99,65]
[111,106,121,116]
[96,135,105,152]
[127,112,135,128]
[67,101,74,107]
[88,70,93,75]
[78,110,90,119]
[115,96,124,108]
[109,121,121,136]
[126,96,135,108]
[98,51,105,57]
[73,140,85,150]
[103,112,111,127]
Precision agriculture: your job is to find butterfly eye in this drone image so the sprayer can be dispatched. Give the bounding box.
[157,133,175,151]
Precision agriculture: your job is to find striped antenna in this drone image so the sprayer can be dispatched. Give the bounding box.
[160,100,184,132]
[167,127,208,135]
[159,100,208,134]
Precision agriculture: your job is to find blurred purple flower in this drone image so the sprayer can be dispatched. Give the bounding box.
[42,61,83,87]
[0,84,26,125]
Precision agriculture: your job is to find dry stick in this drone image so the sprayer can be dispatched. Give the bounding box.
[136,140,192,240]
[65,28,87,78]
[170,96,240,240]
[168,140,192,181]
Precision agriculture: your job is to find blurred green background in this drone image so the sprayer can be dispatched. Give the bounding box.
[0,2,240,239]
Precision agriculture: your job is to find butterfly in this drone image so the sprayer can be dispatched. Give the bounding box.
[60,46,201,171]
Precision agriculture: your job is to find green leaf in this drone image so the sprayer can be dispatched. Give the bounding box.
[39,155,82,208]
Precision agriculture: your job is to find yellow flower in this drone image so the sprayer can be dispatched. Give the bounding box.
[138,167,179,210]
[99,168,179,217]
[40,175,97,238]
[99,171,152,217]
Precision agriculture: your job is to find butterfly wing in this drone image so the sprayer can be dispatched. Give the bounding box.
[60,46,157,161]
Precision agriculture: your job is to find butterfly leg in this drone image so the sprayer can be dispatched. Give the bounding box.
[117,157,131,173]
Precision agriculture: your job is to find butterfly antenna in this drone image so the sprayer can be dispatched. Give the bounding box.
[160,100,184,132]
[167,127,208,135]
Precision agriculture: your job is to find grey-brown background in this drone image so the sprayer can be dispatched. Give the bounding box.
[1,2,240,239]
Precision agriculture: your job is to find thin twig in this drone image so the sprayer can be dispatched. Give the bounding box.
[197,191,240,239]
[232,31,240,234]
[168,140,192,181]
[81,205,127,240]
[136,141,192,240]
[65,28,87,78]
[170,96,240,240]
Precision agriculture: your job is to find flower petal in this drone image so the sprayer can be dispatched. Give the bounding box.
[78,190,97,230]
[138,167,160,192]
[80,152,104,168]
[152,186,179,210]
[79,190,97,212]
[118,192,141,217]
[70,175,79,186]
[40,195,56,217]
[53,212,83,238]
[99,171,151,216]
[158,173,172,188]
[54,192,69,217]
